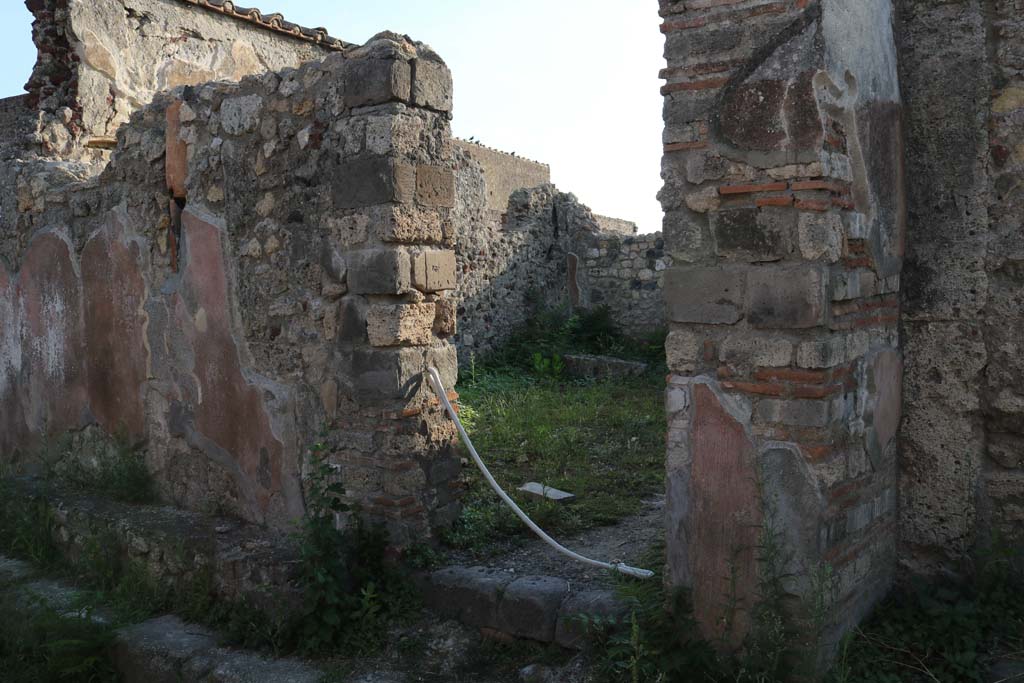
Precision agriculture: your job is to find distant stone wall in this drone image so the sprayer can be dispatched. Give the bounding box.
[594,215,638,236]
[1,34,462,542]
[451,145,663,362]
[24,0,335,158]
[454,140,550,212]
[897,0,1024,573]
[576,232,668,336]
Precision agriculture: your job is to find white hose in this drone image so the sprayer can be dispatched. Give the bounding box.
[426,368,655,580]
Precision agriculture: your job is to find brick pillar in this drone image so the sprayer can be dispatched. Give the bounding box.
[659,0,905,661]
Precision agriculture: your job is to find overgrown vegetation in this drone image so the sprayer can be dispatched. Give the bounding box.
[829,543,1024,683]
[583,536,1024,683]
[292,445,419,657]
[445,304,667,554]
[0,594,118,683]
[478,301,667,373]
[0,441,424,679]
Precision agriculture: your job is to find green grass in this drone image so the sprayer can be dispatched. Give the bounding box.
[442,369,665,554]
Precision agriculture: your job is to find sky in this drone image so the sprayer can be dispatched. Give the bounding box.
[0,1,665,233]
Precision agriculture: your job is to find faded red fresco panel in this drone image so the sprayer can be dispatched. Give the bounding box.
[690,383,762,648]
[0,260,25,455]
[82,214,150,438]
[165,100,188,199]
[181,209,284,519]
[868,348,903,458]
[16,232,88,442]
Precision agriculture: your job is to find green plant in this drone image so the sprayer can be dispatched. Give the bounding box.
[531,352,565,378]
[0,594,118,683]
[0,486,61,569]
[472,302,665,375]
[825,541,1024,683]
[296,443,418,656]
[444,369,664,553]
[585,544,722,683]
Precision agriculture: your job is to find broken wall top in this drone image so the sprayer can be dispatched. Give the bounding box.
[22,0,348,159]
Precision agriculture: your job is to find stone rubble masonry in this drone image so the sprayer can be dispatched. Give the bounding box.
[0,27,463,545]
[451,150,666,364]
[660,0,904,662]
[23,0,333,160]
[896,0,1024,575]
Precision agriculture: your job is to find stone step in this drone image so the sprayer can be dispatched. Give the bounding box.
[562,354,649,380]
[2,477,626,654]
[1,477,302,618]
[417,566,627,649]
[0,553,323,683]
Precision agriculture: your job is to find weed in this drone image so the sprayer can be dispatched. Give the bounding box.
[826,541,1024,683]
[295,443,419,656]
[585,544,722,682]
[0,485,61,569]
[0,595,118,683]
[478,302,666,374]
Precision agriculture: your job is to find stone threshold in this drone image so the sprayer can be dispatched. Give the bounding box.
[2,478,628,650]
[0,554,323,682]
[416,566,626,649]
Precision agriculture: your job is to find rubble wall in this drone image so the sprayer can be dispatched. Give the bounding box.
[659,0,904,658]
[897,0,1024,572]
[576,231,669,336]
[24,0,338,158]
[0,34,462,542]
[451,148,666,363]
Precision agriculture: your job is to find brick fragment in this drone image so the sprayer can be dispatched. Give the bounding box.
[719,182,788,196]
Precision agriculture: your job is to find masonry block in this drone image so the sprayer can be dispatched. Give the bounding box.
[332,158,415,209]
[412,250,457,292]
[433,298,457,338]
[411,58,453,112]
[712,208,787,262]
[497,576,570,643]
[366,303,435,347]
[377,205,446,244]
[666,329,703,374]
[345,58,412,108]
[351,347,427,399]
[754,398,833,428]
[416,165,456,208]
[423,567,513,629]
[664,266,744,324]
[720,334,793,369]
[347,249,410,294]
[747,265,827,329]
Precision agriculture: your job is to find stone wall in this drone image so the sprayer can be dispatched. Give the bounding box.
[594,214,639,236]
[454,140,550,213]
[0,33,462,543]
[576,231,669,336]
[24,0,340,159]
[897,0,1024,573]
[451,145,665,362]
[659,0,904,659]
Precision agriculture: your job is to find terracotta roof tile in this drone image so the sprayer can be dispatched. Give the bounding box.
[173,0,350,51]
